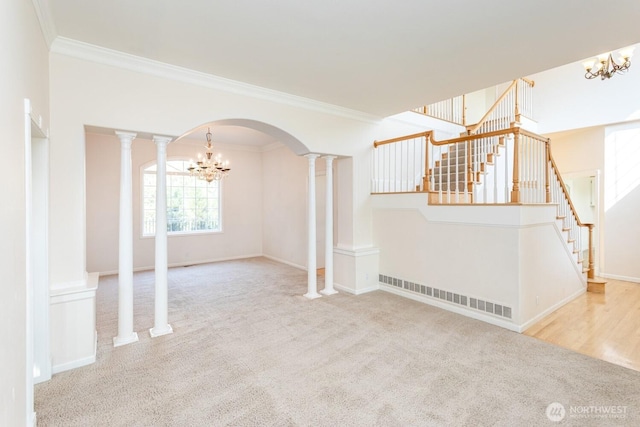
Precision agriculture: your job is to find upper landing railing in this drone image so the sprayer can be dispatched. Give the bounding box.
[413,78,535,131]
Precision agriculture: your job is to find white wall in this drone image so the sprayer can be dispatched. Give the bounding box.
[0,1,49,425]
[52,45,470,297]
[49,50,382,294]
[261,146,309,269]
[529,44,640,134]
[86,132,264,273]
[372,196,585,331]
[602,123,640,281]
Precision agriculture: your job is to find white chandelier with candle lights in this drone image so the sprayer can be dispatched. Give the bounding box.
[187,127,231,182]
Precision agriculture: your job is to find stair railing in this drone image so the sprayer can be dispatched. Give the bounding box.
[413,95,466,126]
[466,78,534,135]
[372,127,594,278]
[372,131,431,193]
[548,146,595,278]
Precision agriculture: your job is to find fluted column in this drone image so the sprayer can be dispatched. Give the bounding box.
[304,154,321,299]
[150,135,174,337]
[320,156,337,295]
[113,131,139,347]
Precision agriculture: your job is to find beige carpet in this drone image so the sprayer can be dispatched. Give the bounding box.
[35,257,640,426]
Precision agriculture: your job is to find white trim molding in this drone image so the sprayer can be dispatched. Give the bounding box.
[31,0,57,48]
[334,283,379,295]
[50,37,381,124]
[97,253,266,277]
[517,287,586,333]
[334,246,381,258]
[601,273,640,284]
[51,332,97,374]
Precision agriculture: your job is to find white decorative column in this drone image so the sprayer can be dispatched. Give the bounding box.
[321,156,338,295]
[150,136,174,337]
[304,154,321,299]
[113,131,139,347]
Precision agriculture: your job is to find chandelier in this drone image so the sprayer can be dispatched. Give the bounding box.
[187,128,231,182]
[583,48,633,80]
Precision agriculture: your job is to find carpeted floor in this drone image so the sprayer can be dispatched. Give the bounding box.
[35,257,640,426]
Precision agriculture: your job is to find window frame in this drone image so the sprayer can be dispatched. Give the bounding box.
[139,157,223,238]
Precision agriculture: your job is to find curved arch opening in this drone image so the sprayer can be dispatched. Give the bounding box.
[175,118,310,155]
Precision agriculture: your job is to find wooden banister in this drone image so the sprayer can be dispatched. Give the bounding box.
[466,80,518,134]
[547,144,594,278]
[372,106,593,279]
[548,149,588,228]
[373,131,431,148]
[466,78,535,135]
[520,77,535,87]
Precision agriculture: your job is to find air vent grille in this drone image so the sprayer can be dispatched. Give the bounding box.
[379,274,512,319]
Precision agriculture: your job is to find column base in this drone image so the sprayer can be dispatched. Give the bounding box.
[113,332,139,348]
[320,288,338,296]
[304,292,322,300]
[149,324,173,338]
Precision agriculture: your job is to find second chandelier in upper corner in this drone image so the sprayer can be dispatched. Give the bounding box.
[583,47,634,80]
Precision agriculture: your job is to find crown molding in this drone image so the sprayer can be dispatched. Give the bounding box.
[31,0,57,48]
[50,37,382,125]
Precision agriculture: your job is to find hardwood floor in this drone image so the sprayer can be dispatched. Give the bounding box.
[525,278,640,372]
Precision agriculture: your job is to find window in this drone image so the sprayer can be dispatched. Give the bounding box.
[142,159,221,236]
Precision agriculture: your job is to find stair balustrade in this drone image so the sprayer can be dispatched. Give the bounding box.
[413,78,534,131]
[372,126,593,278]
[466,78,535,135]
[372,131,430,193]
[413,95,466,125]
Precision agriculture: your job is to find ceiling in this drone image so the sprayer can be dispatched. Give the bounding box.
[49,1,640,118]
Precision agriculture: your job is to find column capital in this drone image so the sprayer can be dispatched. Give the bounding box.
[304,153,321,160]
[323,155,338,161]
[115,131,137,141]
[153,135,173,146]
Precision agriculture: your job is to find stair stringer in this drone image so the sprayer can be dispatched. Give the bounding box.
[371,194,586,332]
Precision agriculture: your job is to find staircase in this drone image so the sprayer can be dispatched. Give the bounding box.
[373,78,603,289]
[429,135,507,203]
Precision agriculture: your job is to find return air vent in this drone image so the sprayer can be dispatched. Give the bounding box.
[379,274,512,319]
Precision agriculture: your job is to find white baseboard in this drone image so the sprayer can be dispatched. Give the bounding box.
[52,353,96,374]
[517,287,586,333]
[334,283,379,295]
[98,253,264,276]
[600,273,640,283]
[380,284,520,332]
[52,331,97,374]
[262,255,307,271]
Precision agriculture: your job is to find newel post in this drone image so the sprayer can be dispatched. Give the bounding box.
[462,94,467,126]
[423,133,430,192]
[545,141,551,203]
[510,132,521,203]
[588,224,595,279]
